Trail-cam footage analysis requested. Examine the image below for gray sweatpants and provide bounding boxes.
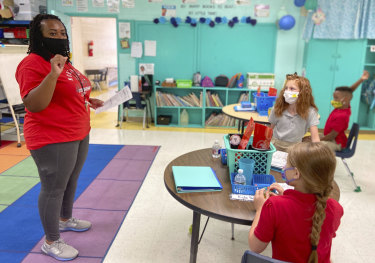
[30,135,89,241]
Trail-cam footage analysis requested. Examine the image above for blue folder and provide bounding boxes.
[172,166,223,193]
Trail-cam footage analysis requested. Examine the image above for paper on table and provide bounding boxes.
[131,42,142,58]
[271,151,288,170]
[95,85,133,113]
[144,40,156,56]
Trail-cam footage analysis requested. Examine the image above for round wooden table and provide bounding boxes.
[222,103,270,133]
[164,148,340,263]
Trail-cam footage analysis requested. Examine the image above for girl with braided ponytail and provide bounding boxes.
[248,142,343,263]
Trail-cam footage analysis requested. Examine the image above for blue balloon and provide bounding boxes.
[159,16,167,24]
[240,16,247,23]
[294,0,306,7]
[176,17,182,24]
[215,17,222,23]
[222,17,228,24]
[278,15,295,30]
[205,18,211,24]
[191,18,197,24]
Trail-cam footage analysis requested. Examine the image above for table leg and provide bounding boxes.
[241,120,245,134]
[190,211,201,263]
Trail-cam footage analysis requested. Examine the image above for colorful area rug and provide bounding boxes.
[0,142,159,262]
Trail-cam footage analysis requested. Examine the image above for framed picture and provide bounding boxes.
[120,38,130,49]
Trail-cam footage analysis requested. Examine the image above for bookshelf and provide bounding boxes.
[154,86,269,128]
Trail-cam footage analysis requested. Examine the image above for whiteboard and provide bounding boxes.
[0,53,27,105]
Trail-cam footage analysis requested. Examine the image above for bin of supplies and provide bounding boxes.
[253,92,276,116]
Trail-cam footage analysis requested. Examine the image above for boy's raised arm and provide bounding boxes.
[350,70,370,92]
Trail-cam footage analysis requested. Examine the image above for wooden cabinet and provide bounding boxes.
[304,39,367,129]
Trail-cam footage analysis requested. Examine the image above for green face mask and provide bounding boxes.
[331,100,343,108]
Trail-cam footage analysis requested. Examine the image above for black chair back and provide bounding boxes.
[345,123,360,152]
[241,250,290,263]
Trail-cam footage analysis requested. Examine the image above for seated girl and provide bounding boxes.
[248,142,343,263]
[269,73,320,152]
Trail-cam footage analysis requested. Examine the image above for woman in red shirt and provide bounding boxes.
[248,142,343,263]
[16,14,103,261]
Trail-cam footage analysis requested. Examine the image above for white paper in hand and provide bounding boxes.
[95,85,133,114]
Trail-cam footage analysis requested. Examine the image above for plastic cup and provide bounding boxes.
[239,157,255,185]
[252,123,273,150]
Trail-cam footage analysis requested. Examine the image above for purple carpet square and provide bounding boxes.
[22,253,102,263]
[30,209,126,258]
[97,159,151,181]
[73,179,142,210]
[114,145,159,160]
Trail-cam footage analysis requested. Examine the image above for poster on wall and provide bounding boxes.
[131,42,143,58]
[235,0,251,5]
[182,0,196,3]
[108,0,120,12]
[77,0,88,12]
[119,22,131,39]
[149,0,162,2]
[254,4,270,17]
[92,0,105,7]
[122,0,135,8]
[62,0,73,6]
[139,63,154,76]
[145,40,156,57]
[161,5,176,17]
[211,0,226,4]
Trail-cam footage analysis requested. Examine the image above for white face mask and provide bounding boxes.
[283,91,299,104]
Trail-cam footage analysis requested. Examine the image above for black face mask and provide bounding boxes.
[42,37,69,57]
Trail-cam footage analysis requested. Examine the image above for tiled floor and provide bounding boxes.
[90,127,375,263]
[3,87,375,262]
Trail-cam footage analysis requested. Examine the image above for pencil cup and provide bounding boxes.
[238,157,255,185]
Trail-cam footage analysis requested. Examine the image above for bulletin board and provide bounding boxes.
[135,21,277,82]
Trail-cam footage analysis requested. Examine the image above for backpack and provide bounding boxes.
[214,75,229,87]
[228,73,239,88]
[228,73,244,88]
[361,78,375,110]
[201,76,214,87]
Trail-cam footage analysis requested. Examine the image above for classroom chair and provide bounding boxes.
[335,122,361,192]
[241,250,289,263]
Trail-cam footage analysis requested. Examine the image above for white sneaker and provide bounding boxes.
[41,238,78,261]
[59,217,92,232]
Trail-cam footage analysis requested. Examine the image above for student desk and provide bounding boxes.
[164,148,340,263]
[222,103,270,133]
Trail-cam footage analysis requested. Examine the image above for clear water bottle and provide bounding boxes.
[234,169,246,185]
[212,140,221,158]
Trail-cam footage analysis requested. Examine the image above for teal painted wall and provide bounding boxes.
[47,0,307,91]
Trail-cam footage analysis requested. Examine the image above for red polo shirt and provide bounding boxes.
[324,107,351,148]
[16,53,91,150]
[254,190,343,263]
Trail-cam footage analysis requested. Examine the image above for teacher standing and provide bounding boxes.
[15,14,103,261]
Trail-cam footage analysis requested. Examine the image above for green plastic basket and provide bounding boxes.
[176,79,192,88]
[223,135,276,175]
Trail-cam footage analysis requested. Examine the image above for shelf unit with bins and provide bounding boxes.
[358,39,375,130]
[0,20,30,46]
[154,86,271,128]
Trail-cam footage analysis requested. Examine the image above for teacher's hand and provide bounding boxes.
[89,98,104,109]
[50,54,67,77]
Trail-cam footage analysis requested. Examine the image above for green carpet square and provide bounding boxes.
[0,176,40,205]
[1,157,38,177]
